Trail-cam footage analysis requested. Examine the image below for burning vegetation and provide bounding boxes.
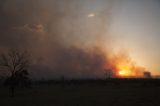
[107,51,145,78]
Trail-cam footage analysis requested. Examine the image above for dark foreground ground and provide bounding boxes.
[0,79,160,106]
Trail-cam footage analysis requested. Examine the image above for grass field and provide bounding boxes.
[0,81,160,106]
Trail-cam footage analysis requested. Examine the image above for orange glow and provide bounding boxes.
[116,62,144,77]
[117,64,132,77]
[119,70,130,76]
[106,51,146,78]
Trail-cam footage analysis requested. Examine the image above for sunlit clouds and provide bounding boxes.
[88,13,95,18]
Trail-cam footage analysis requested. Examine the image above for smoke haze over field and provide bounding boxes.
[0,0,114,78]
[0,0,159,78]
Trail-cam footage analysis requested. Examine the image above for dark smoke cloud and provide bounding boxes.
[0,0,123,79]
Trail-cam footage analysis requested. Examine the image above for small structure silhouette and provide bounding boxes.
[144,71,151,78]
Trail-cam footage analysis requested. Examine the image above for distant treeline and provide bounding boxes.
[1,77,160,87]
[32,78,160,87]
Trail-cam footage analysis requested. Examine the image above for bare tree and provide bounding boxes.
[0,49,31,97]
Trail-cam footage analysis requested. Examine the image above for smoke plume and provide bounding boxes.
[0,0,146,79]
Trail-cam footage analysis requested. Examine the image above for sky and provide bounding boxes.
[0,0,159,78]
[110,0,160,75]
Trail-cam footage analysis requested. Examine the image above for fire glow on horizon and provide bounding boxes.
[105,51,145,78]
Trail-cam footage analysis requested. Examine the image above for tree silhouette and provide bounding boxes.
[0,49,31,97]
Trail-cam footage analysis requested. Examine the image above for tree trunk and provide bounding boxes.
[10,72,15,97]
[10,86,15,97]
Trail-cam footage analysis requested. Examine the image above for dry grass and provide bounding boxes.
[0,84,160,106]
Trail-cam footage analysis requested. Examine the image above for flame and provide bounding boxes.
[115,60,145,78]
[117,64,132,77]
[119,70,130,76]
[107,51,145,78]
